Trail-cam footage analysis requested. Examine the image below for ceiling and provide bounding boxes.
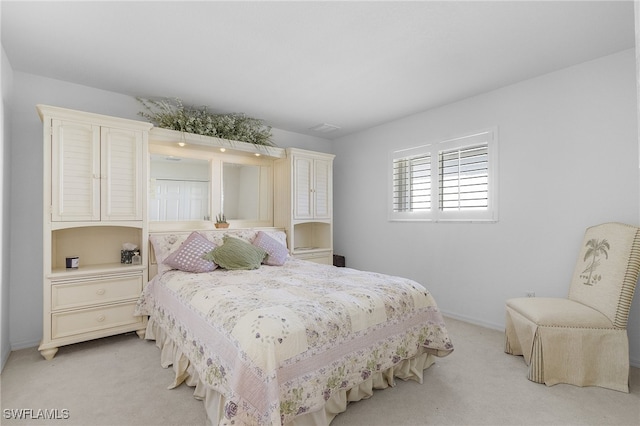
[1,1,636,140]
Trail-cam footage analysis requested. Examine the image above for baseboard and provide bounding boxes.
[10,338,40,351]
[441,309,504,332]
[0,346,10,372]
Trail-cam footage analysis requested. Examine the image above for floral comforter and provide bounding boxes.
[135,258,453,425]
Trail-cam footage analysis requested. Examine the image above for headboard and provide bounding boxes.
[147,227,287,280]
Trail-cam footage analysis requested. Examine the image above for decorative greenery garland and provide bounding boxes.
[137,97,274,146]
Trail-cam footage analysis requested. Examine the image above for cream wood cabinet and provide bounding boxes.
[48,268,145,350]
[292,154,332,220]
[50,120,144,221]
[37,105,152,360]
[275,148,335,265]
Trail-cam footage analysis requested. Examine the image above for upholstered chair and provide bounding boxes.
[505,222,640,392]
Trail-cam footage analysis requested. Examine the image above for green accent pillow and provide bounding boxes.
[203,236,266,270]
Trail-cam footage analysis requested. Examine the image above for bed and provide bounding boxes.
[135,228,453,425]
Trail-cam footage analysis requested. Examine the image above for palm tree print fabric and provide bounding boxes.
[580,238,610,285]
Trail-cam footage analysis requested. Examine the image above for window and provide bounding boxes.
[439,144,488,211]
[390,145,432,220]
[389,128,498,222]
[392,149,431,214]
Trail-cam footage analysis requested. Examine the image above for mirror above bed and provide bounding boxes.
[221,161,273,225]
[148,138,275,231]
[149,155,211,222]
[223,163,260,221]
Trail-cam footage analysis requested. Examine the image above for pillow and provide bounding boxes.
[260,230,288,248]
[252,231,289,266]
[163,231,218,273]
[225,229,257,243]
[199,231,226,247]
[203,236,266,270]
[150,233,190,276]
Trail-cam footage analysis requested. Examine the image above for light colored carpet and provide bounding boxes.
[1,317,638,425]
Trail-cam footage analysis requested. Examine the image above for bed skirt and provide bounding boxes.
[145,317,438,425]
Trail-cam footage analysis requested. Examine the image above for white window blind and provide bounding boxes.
[392,153,431,213]
[389,128,498,222]
[389,145,433,221]
[439,144,489,211]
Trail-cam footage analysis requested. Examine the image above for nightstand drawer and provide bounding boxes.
[51,301,143,340]
[52,274,143,311]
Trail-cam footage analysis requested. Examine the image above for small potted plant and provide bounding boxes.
[215,213,229,229]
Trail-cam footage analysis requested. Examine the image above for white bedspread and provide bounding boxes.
[136,258,453,425]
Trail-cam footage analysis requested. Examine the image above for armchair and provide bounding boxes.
[505,222,640,392]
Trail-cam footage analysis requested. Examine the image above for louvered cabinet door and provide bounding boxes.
[293,156,314,220]
[312,158,331,219]
[51,120,101,221]
[100,127,143,221]
[292,155,332,220]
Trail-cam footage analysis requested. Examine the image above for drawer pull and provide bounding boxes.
[96,288,106,296]
[96,314,105,322]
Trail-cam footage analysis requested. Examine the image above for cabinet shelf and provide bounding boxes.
[294,247,329,253]
[150,127,286,159]
[293,222,331,252]
[51,226,143,271]
[49,263,145,279]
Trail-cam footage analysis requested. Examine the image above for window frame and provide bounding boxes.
[388,127,498,223]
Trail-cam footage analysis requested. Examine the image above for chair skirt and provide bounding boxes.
[505,302,630,392]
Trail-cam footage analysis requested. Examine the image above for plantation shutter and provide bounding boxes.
[389,127,497,222]
[392,152,431,213]
[439,143,489,211]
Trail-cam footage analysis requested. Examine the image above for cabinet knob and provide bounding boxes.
[96,314,105,322]
[96,288,106,296]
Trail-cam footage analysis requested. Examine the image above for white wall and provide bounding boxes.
[332,49,640,366]
[1,46,14,369]
[6,72,332,351]
[271,127,333,154]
